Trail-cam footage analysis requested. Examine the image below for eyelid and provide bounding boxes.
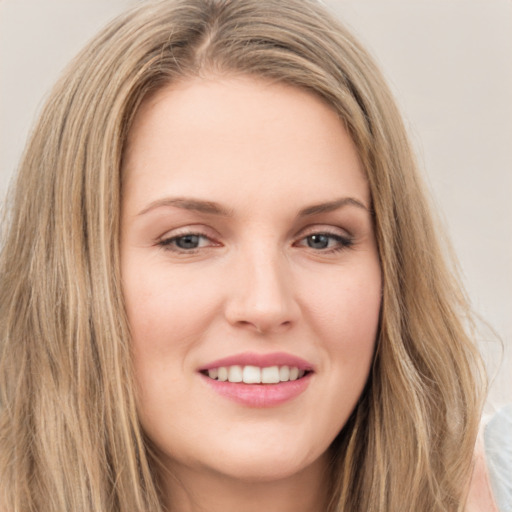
[296,224,352,239]
[156,224,217,242]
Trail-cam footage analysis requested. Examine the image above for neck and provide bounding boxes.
[158,454,331,512]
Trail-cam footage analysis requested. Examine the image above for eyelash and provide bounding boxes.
[157,232,215,252]
[295,232,354,253]
[157,229,354,255]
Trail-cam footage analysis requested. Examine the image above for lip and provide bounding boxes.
[198,352,314,408]
[200,372,313,408]
[198,351,314,372]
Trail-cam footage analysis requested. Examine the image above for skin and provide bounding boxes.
[120,76,382,512]
[466,433,499,512]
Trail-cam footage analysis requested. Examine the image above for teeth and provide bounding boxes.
[206,365,307,384]
[228,365,243,383]
[261,366,280,383]
[243,365,261,384]
[279,365,290,381]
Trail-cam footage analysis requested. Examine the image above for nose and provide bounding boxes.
[224,245,300,334]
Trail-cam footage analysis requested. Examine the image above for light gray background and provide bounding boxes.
[1,0,511,409]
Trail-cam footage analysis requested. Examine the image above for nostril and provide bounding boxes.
[234,318,293,335]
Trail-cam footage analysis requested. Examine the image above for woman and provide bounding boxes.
[0,0,490,510]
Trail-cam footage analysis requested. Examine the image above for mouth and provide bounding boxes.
[200,365,312,384]
[198,352,314,407]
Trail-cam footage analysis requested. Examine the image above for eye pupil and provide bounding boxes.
[307,234,329,249]
[176,234,200,249]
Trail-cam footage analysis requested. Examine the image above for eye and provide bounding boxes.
[296,232,353,252]
[158,233,215,252]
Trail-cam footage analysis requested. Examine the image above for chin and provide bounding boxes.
[223,459,304,482]
[201,439,327,483]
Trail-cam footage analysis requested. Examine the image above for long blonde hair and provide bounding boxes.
[0,1,485,510]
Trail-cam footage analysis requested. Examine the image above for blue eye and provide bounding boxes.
[158,233,211,251]
[306,234,331,249]
[174,234,202,249]
[299,233,353,252]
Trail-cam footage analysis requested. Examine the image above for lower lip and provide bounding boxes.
[200,373,312,407]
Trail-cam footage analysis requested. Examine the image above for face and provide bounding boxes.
[121,76,381,485]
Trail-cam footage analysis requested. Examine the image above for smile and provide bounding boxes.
[198,352,314,407]
[201,365,309,384]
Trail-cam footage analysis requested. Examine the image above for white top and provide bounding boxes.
[467,405,512,512]
[485,405,512,512]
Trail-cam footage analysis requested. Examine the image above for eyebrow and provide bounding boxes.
[297,197,370,217]
[137,197,232,217]
[137,196,369,217]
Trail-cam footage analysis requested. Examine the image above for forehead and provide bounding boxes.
[122,76,369,213]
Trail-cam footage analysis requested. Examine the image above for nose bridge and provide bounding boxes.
[225,239,298,333]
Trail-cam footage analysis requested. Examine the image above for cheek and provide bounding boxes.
[122,263,214,422]
[122,258,221,353]
[301,261,381,404]
[305,260,381,346]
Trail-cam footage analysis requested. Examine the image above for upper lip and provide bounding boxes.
[199,352,314,372]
